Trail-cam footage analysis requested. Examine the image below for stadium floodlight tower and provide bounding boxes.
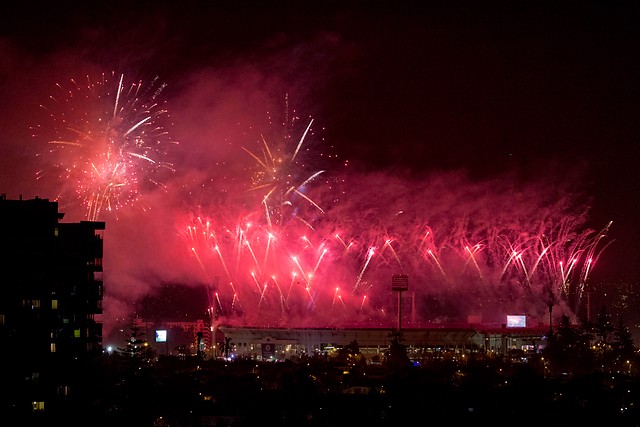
[391,274,409,333]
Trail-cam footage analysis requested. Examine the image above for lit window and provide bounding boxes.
[32,401,45,411]
[50,343,56,353]
[52,300,58,309]
[74,329,81,338]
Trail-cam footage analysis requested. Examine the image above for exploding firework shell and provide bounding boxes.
[34,72,177,221]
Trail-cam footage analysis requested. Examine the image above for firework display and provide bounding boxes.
[32,72,177,221]
[181,208,611,328]
[30,72,613,329]
[179,120,612,328]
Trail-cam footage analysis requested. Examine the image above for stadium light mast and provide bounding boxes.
[392,274,409,333]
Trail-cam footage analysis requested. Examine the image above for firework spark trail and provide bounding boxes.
[580,222,613,283]
[285,272,298,302]
[334,234,349,251]
[258,283,268,309]
[417,227,434,253]
[573,221,614,312]
[244,240,261,277]
[338,295,347,309]
[354,247,376,291]
[290,186,325,215]
[263,232,274,270]
[499,236,529,281]
[231,293,238,312]
[305,285,317,309]
[241,234,258,276]
[382,239,403,269]
[360,295,368,311]
[426,249,447,279]
[211,243,240,306]
[270,276,287,314]
[332,287,340,309]
[113,74,124,118]
[185,221,221,289]
[212,244,232,283]
[190,247,208,279]
[464,244,484,280]
[215,292,223,313]
[34,71,176,221]
[251,272,263,293]
[528,238,554,279]
[291,118,313,161]
[313,247,328,274]
[291,256,307,282]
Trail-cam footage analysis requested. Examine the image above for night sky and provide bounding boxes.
[1,1,639,335]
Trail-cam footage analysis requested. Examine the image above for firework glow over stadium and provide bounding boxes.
[176,115,613,329]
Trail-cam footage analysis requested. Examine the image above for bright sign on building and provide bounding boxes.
[506,315,526,327]
[155,330,167,342]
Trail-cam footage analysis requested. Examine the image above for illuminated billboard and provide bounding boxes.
[155,330,167,342]
[506,315,526,327]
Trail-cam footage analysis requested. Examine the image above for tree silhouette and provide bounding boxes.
[612,317,636,374]
[595,305,614,345]
[334,340,366,367]
[117,318,154,375]
[543,314,595,375]
[385,330,411,375]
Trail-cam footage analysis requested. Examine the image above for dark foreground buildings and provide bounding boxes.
[0,195,105,422]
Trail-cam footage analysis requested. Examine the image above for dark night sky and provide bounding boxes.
[1,1,639,331]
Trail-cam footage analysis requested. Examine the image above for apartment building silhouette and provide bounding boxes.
[0,195,105,418]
